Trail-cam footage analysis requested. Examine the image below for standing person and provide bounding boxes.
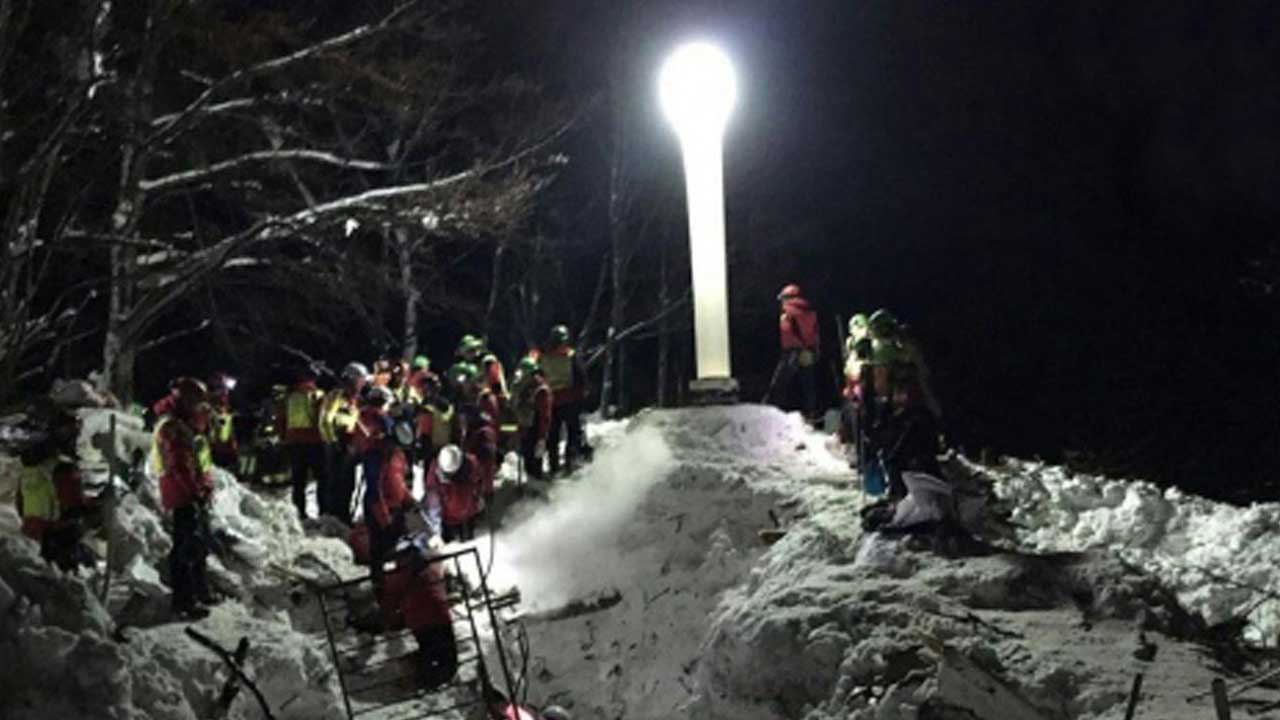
[17,411,94,571]
[206,373,239,472]
[537,324,589,475]
[839,314,871,464]
[424,444,481,542]
[459,335,509,402]
[278,368,326,522]
[510,357,552,481]
[320,362,367,523]
[463,396,500,506]
[364,408,418,585]
[770,283,821,421]
[408,355,437,398]
[152,378,216,619]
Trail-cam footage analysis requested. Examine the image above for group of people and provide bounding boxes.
[768,284,944,499]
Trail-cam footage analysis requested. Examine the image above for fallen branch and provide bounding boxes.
[185,627,277,720]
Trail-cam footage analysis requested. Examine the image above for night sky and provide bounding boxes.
[516,1,1280,497]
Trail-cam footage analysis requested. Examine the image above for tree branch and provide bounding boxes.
[139,149,400,192]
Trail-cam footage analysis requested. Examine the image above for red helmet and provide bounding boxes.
[777,283,802,301]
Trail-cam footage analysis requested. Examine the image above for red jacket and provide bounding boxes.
[156,416,214,511]
[379,560,451,631]
[352,406,387,457]
[465,418,499,497]
[780,297,820,351]
[515,380,553,441]
[369,446,414,529]
[426,453,480,526]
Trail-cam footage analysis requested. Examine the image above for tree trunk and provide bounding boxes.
[395,228,418,360]
[102,325,136,404]
[484,236,508,341]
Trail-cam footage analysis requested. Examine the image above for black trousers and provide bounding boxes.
[323,443,357,523]
[547,402,583,472]
[519,429,544,481]
[773,350,818,418]
[442,519,475,543]
[169,505,211,608]
[288,443,326,520]
[415,624,459,688]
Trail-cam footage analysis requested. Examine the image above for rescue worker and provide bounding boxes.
[416,373,457,476]
[153,377,216,619]
[425,444,481,542]
[17,411,94,571]
[408,355,437,398]
[464,393,500,506]
[881,378,943,500]
[389,360,421,405]
[839,314,871,463]
[536,324,589,475]
[278,368,326,521]
[771,283,821,421]
[458,334,508,401]
[371,359,393,388]
[510,356,552,481]
[320,362,367,522]
[364,405,418,585]
[206,373,239,471]
[381,540,457,689]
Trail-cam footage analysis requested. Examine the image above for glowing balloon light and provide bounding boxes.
[659,42,737,388]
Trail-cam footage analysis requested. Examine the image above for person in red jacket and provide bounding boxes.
[364,407,419,585]
[278,368,325,521]
[379,544,457,688]
[770,283,821,421]
[463,401,500,503]
[510,356,553,481]
[424,444,480,542]
[153,377,216,619]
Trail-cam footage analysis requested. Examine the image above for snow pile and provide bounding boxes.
[987,458,1280,643]
[500,406,1257,720]
[0,408,362,720]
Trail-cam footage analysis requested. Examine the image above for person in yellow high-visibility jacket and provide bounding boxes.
[277,368,325,521]
[320,362,367,523]
[16,411,92,571]
[530,325,590,475]
[206,373,239,471]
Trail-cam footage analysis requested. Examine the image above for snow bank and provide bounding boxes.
[0,409,359,720]
[987,458,1280,643]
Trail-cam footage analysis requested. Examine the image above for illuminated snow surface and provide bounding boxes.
[3,405,1280,719]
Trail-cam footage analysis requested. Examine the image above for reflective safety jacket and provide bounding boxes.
[320,388,360,445]
[18,454,82,541]
[279,381,323,444]
[152,415,214,511]
[512,377,552,440]
[537,345,587,406]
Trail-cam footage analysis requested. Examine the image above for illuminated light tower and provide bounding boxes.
[659,41,738,402]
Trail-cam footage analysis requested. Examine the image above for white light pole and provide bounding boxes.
[659,41,738,398]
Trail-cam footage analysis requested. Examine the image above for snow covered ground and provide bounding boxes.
[5,404,1280,719]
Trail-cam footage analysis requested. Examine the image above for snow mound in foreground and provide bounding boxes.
[506,406,1256,720]
[987,458,1280,642]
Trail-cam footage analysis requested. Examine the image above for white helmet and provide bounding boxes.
[437,444,463,478]
[342,362,370,382]
[542,706,572,720]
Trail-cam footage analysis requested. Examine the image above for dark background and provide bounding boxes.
[135,1,1278,499]
[518,1,1280,499]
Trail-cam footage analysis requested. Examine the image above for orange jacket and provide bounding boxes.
[780,297,820,351]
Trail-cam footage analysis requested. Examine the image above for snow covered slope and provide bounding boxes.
[491,405,1279,719]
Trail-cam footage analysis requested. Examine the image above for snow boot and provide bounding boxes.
[172,601,211,621]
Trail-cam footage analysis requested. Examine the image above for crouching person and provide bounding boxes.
[384,539,458,688]
[18,411,96,571]
[425,444,480,543]
[153,378,217,620]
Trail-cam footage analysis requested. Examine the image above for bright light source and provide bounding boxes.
[659,42,737,142]
[659,42,736,383]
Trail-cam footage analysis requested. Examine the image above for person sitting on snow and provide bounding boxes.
[425,444,481,543]
[17,410,96,572]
